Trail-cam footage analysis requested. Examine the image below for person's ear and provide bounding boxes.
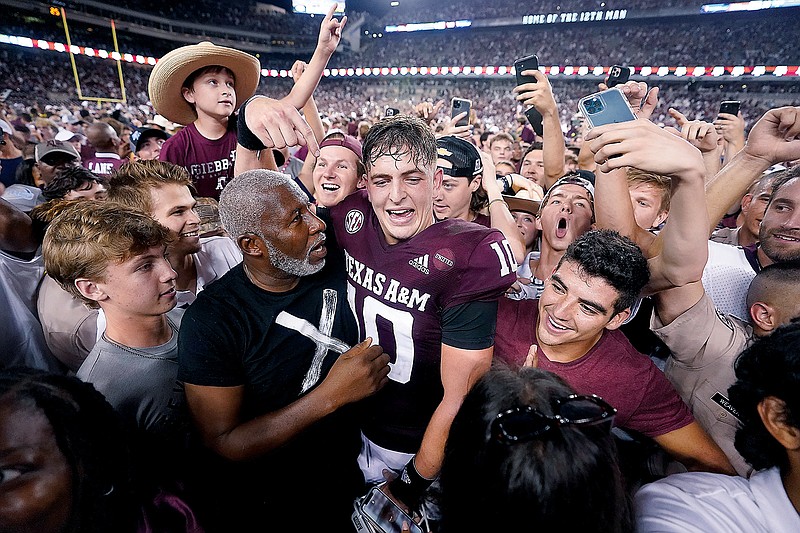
[758,397,800,452]
[238,233,264,258]
[605,308,631,331]
[652,210,669,228]
[470,176,481,193]
[740,193,754,214]
[181,86,196,105]
[74,278,107,303]
[433,167,443,189]
[750,302,778,333]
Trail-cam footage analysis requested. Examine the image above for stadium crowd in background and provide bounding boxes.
[2,0,800,532]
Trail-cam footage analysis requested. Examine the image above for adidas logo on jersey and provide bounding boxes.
[408,254,430,275]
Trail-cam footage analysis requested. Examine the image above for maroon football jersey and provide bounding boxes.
[330,190,516,452]
[160,123,237,199]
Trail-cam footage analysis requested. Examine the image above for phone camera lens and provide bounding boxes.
[586,97,604,115]
[454,101,461,108]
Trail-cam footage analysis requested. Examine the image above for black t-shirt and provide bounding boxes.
[177,262,363,530]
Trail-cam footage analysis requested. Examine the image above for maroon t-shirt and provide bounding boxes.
[83,153,125,176]
[160,123,237,199]
[494,298,694,438]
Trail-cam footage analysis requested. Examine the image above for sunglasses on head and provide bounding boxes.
[492,394,616,444]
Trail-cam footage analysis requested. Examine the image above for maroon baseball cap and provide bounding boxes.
[319,133,362,160]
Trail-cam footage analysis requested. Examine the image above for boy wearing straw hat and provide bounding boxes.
[150,4,347,200]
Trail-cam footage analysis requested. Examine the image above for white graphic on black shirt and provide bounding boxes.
[275,289,350,392]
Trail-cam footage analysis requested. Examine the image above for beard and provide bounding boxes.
[265,237,325,277]
[759,229,800,265]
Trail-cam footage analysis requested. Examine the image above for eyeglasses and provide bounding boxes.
[492,394,616,444]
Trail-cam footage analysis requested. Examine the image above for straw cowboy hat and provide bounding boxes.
[148,42,261,126]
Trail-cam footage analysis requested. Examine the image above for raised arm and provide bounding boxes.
[514,70,565,189]
[714,111,746,167]
[668,108,723,180]
[586,119,709,293]
[705,106,800,234]
[479,151,526,264]
[282,4,345,111]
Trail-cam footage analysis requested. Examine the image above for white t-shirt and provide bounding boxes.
[702,240,755,321]
[635,467,800,533]
[175,235,242,307]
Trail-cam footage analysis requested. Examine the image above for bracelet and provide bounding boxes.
[488,198,507,209]
[387,457,435,510]
[236,96,268,151]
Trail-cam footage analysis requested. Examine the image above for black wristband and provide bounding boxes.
[387,458,434,510]
[237,96,268,151]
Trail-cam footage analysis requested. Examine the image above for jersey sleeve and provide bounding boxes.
[445,229,517,309]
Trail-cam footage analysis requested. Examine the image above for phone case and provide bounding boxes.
[451,98,471,127]
[606,65,631,88]
[360,487,422,533]
[719,101,741,116]
[514,54,539,86]
[578,87,637,129]
[524,106,544,136]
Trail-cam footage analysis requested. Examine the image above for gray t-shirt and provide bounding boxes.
[77,314,188,441]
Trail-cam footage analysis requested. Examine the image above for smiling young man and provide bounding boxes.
[326,115,517,517]
[494,229,735,476]
[108,160,242,307]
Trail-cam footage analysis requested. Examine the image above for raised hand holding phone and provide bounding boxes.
[513,54,544,136]
[578,87,637,129]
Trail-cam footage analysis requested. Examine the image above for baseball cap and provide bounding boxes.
[436,135,482,178]
[542,172,597,216]
[504,194,541,215]
[130,127,171,153]
[54,129,84,142]
[319,133,363,160]
[35,140,80,164]
[147,114,172,130]
[0,119,12,136]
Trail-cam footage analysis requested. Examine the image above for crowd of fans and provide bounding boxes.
[2,3,800,533]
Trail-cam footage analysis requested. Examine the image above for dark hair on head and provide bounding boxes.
[362,114,437,175]
[746,263,800,311]
[558,229,649,315]
[14,157,38,187]
[522,141,544,159]
[42,166,104,201]
[0,367,138,532]
[766,166,800,209]
[439,366,632,533]
[182,65,236,91]
[729,321,800,472]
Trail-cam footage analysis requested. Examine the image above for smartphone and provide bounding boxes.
[718,100,741,117]
[606,65,631,88]
[450,97,472,127]
[514,54,543,136]
[514,53,539,86]
[578,87,638,129]
[358,486,422,533]
[385,107,400,118]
